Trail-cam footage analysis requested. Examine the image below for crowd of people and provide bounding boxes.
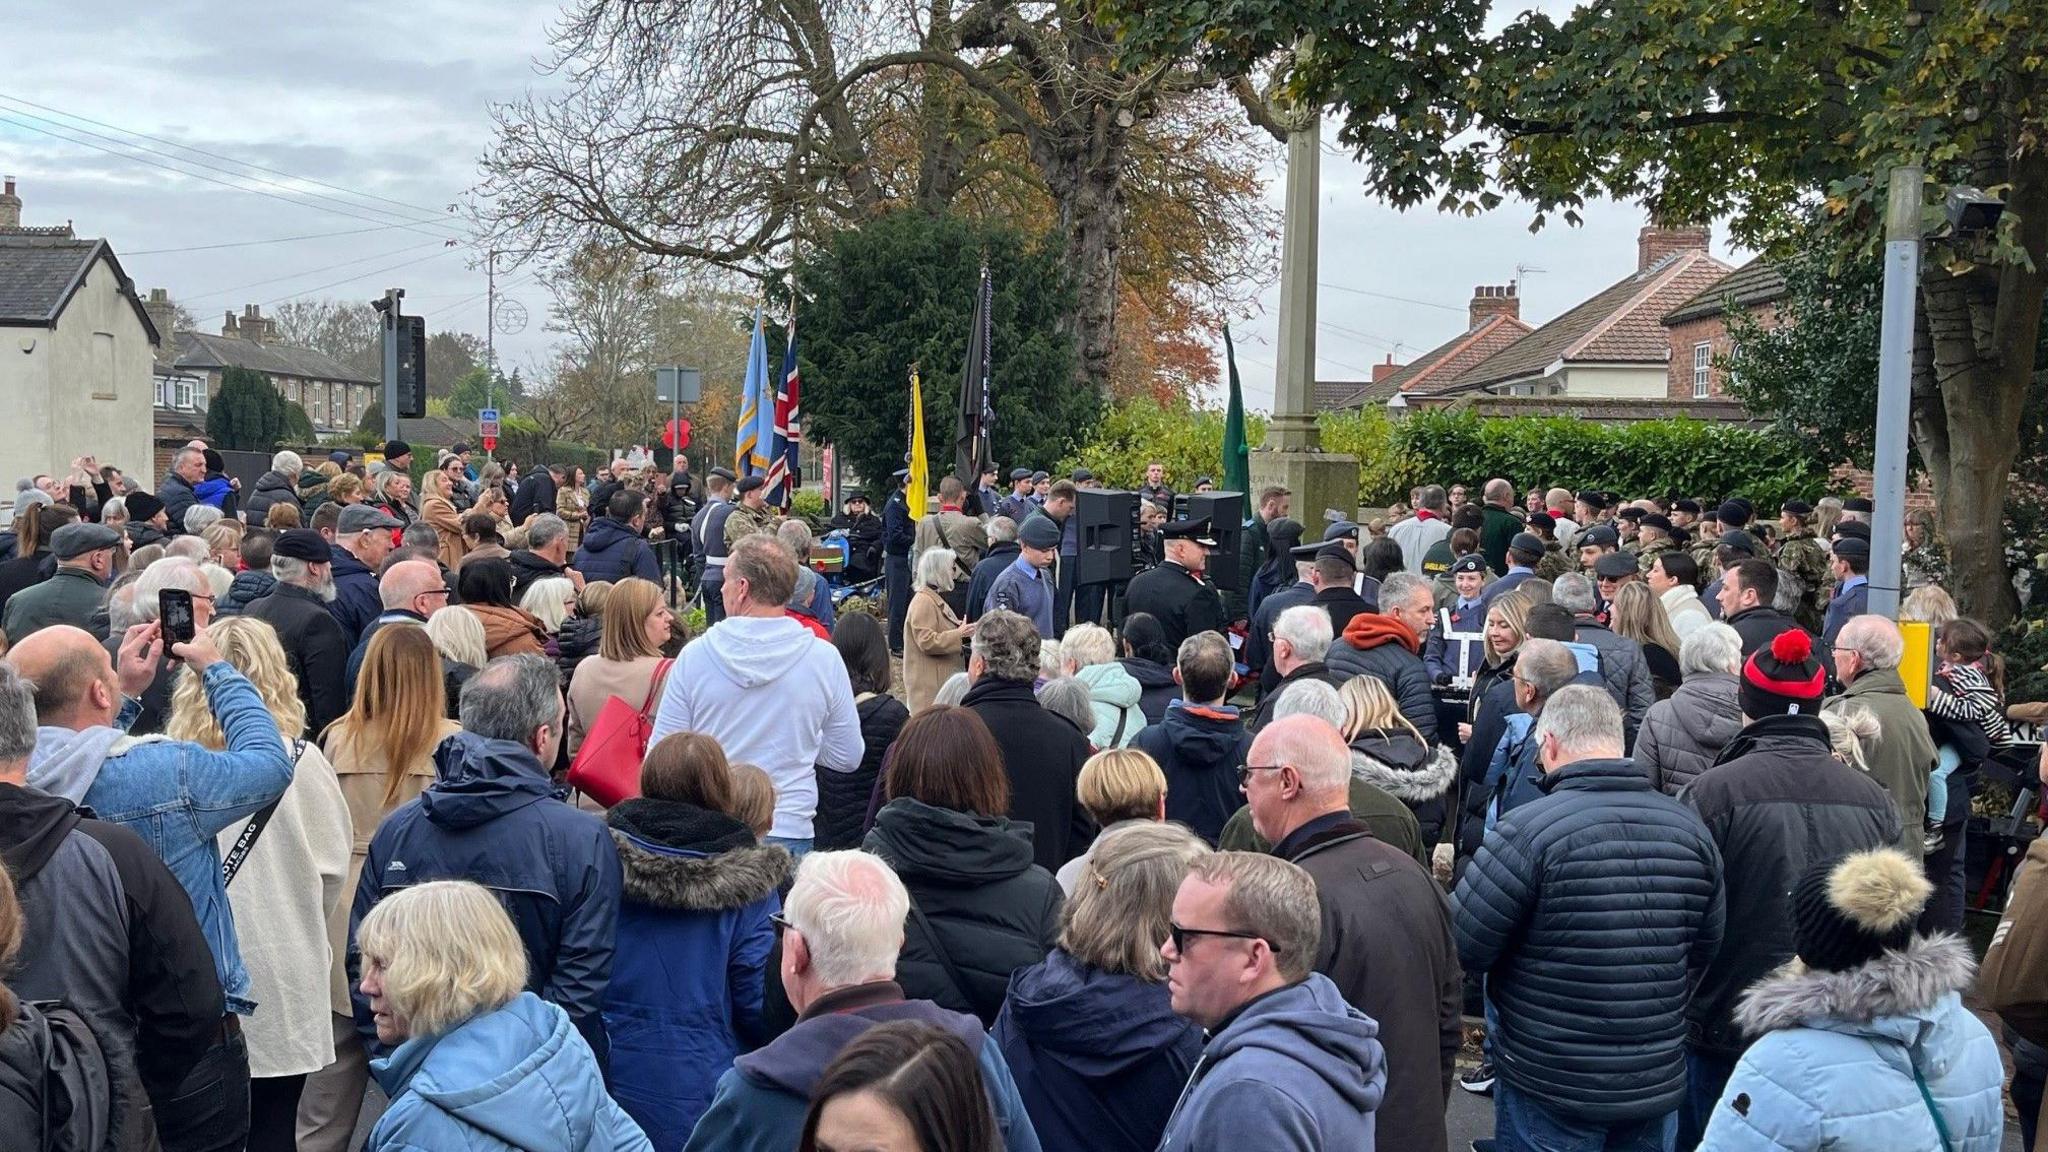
[0,443,2042,1152]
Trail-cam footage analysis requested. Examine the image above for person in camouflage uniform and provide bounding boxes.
[1634,513,1680,576]
[1688,509,1722,579]
[1774,498,1831,634]
[1528,513,1575,580]
[722,473,778,547]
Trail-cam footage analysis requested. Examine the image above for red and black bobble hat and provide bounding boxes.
[1740,629,1827,718]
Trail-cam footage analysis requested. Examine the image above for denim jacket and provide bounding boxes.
[28,662,293,1014]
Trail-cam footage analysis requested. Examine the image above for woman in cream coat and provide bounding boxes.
[904,547,973,713]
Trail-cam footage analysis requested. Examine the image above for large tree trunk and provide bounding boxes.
[1917,146,2048,629]
[1049,115,1129,395]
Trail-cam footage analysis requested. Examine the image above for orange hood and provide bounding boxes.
[1342,612,1419,655]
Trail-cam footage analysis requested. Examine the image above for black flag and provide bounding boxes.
[955,264,993,489]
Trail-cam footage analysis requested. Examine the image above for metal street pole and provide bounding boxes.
[1868,166,1921,620]
[381,287,402,445]
[486,250,496,411]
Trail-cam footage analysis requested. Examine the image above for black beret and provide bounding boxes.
[1575,490,1608,509]
[1674,499,1702,514]
[1844,497,1873,513]
[1617,506,1646,522]
[1718,529,1760,557]
[1527,513,1556,532]
[1640,513,1673,533]
[736,474,767,493]
[1782,499,1814,516]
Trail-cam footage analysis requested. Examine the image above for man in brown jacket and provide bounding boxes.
[1827,615,1939,860]
[1243,713,1460,1152]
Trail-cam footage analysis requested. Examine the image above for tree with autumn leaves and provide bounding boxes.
[1110,0,2047,625]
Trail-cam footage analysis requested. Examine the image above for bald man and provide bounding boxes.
[11,622,292,1151]
[1242,714,1462,1152]
[344,559,452,698]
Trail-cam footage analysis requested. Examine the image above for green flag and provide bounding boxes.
[1221,325,1251,495]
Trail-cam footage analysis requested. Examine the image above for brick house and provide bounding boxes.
[1325,284,1534,411]
[1415,227,1734,401]
[146,295,379,437]
[1658,258,1787,400]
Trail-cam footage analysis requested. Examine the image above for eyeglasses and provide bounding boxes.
[419,587,451,600]
[769,912,793,935]
[1237,763,1287,787]
[1168,922,1263,954]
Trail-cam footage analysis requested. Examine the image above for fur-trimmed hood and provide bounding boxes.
[1734,933,1977,1040]
[1348,729,1457,803]
[606,797,791,912]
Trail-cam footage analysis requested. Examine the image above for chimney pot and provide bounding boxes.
[1372,354,1400,384]
[1468,282,1520,327]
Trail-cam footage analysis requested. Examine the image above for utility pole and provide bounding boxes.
[378,287,404,445]
[1868,167,1921,619]
[485,250,496,410]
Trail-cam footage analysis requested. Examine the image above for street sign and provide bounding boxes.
[663,418,691,450]
[654,367,702,404]
[478,408,501,439]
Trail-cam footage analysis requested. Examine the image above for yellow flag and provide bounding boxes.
[906,366,929,522]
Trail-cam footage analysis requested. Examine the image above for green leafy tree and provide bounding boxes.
[1114,0,2048,624]
[799,211,1089,489]
[1060,401,1266,493]
[206,367,289,451]
[281,401,316,446]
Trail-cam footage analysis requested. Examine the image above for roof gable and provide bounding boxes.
[1444,251,1731,392]
[1662,257,1788,325]
[171,330,380,385]
[0,233,160,343]
[1385,314,1536,399]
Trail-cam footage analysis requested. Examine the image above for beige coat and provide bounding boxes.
[420,493,468,571]
[566,654,672,757]
[904,589,968,713]
[1827,666,1939,859]
[320,718,461,1014]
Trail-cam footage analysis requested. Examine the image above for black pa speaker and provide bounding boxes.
[1179,491,1245,591]
[1075,489,1139,586]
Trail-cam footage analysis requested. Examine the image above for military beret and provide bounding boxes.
[1844,497,1873,513]
[1018,517,1062,549]
[1718,529,1760,557]
[1450,554,1488,576]
[1510,531,1547,556]
[1832,536,1871,560]
[1580,524,1620,548]
[736,474,767,494]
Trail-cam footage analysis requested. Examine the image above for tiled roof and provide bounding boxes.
[171,330,379,385]
[1315,378,1368,409]
[1384,315,1535,398]
[0,231,159,342]
[1443,251,1732,393]
[1662,258,1788,324]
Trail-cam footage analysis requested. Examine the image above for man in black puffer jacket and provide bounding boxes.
[1325,572,1439,741]
[1674,628,1900,1145]
[1453,684,1724,1147]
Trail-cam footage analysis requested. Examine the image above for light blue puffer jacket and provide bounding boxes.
[1699,935,2004,1151]
[368,993,652,1152]
[1073,661,1143,748]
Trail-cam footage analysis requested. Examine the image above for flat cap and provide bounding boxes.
[274,529,331,562]
[338,504,403,533]
[1018,516,1062,549]
[1594,551,1639,579]
[50,521,121,560]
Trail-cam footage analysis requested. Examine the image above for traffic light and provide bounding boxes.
[395,314,427,419]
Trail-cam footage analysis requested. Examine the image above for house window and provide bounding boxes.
[154,378,168,407]
[174,378,196,410]
[1692,341,1712,398]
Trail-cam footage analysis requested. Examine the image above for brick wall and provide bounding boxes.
[1666,303,1778,400]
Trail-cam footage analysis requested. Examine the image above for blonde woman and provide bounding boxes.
[519,575,579,639]
[1339,675,1457,850]
[167,616,352,1151]
[356,881,653,1152]
[1061,623,1143,748]
[1902,583,1957,628]
[301,623,461,1149]
[904,546,972,714]
[566,577,675,759]
[993,823,1208,1152]
[1610,580,1685,699]
[1464,589,1532,740]
[425,605,486,716]
[1054,747,1168,895]
[417,470,467,572]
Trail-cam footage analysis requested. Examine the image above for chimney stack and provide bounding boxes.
[0,177,20,230]
[1469,283,1520,328]
[226,304,276,342]
[1637,223,1711,272]
[1372,354,1400,384]
[144,287,180,343]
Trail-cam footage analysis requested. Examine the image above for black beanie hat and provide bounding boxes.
[1740,629,1827,718]
[1793,849,1931,972]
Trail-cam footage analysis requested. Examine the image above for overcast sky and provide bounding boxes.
[4,0,1745,412]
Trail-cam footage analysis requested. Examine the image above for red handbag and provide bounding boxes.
[566,658,673,808]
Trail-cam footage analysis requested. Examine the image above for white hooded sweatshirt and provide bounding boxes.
[649,613,864,840]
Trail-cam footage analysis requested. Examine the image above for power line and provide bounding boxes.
[181,239,455,303]
[0,113,463,239]
[259,248,461,306]
[1318,281,1466,313]
[0,91,459,224]
[125,223,419,255]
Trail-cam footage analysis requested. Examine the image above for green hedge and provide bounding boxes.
[1392,410,1832,508]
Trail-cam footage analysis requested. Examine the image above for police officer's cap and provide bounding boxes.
[1159,517,1218,547]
